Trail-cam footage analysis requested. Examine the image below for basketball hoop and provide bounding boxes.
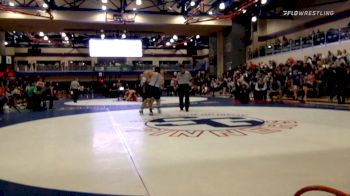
[122,13,136,23]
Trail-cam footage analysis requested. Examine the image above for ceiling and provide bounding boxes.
[1,0,349,48]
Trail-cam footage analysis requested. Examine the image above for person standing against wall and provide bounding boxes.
[176,64,192,112]
[70,78,80,103]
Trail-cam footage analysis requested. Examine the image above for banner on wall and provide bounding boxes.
[6,56,11,64]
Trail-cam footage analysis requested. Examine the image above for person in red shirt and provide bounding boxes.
[0,82,7,113]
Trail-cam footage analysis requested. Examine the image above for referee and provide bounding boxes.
[176,64,192,112]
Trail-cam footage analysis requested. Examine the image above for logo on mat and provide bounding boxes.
[142,113,297,137]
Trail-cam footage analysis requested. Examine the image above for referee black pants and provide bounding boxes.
[178,84,190,110]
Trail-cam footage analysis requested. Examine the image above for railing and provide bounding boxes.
[248,26,350,60]
[15,64,194,72]
[295,185,349,196]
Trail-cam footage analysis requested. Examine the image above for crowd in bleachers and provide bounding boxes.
[0,76,73,113]
[249,22,350,58]
[1,46,350,115]
[16,62,94,72]
[190,49,350,104]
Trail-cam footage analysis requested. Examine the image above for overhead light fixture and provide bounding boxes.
[101,33,105,39]
[173,35,178,40]
[133,7,137,11]
[152,38,156,42]
[122,33,126,39]
[190,1,195,6]
[190,39,193,42]
[101,0,108,3]
[196,35,200,39]
[43,3,48,8]
[64,36,69,41]
[219,2,225,10]
[261,0,267,5]
[251,16,257,22]
[43,35,48,41]
[165,42,171,46]
[61,32,66,37]
[39,32,44,37]
[267,45,272,49]
[184,42,187,46]
[136,0,142,5]
[242,9,247,14]
[102,5,107,10]
[9,2,15,6]
[208,11,213,15]
[4,41,8,46]
[170,38,174,43]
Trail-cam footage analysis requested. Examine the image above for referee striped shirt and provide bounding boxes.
[176,71,192,85]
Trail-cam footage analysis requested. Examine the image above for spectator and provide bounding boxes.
[254,77,267,102]
[269,77,282,103]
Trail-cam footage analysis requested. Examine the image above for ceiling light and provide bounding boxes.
[208,11,213,15]
[136,0,142,5]
[261,0,267,5]
[251,16,257,22]
[267,45,272,49]
[39,32,44,37]
[61,32,66,37]
[101,33,105,39]
[43,35,48,41]
[133,8,137,11]
[166,42,171,46]
[122,33,126,39]
[4,41,8,46]
[173,35,178,40]
[190,1,195,6]
[152,38,156,41]
[9,2,15,6]
[196,35,200,39]
[242,9,246,14]
[102,5,107,10]
[219,2,225,10]
[101,0,108,3]
[43,3,48,8]
[184,42,187,46]
[190,39,193,42]
[64,36,69,41]
[170,38,174,43]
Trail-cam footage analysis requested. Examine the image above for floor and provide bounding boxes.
[0,96,349,196]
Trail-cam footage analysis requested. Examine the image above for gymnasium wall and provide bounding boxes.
[249,1,350,49]
[6,47,209,66]
[249,40,350,65]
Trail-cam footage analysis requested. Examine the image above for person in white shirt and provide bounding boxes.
[176,64,192,112]
[70,78,80,103]
[141,67,164,115]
